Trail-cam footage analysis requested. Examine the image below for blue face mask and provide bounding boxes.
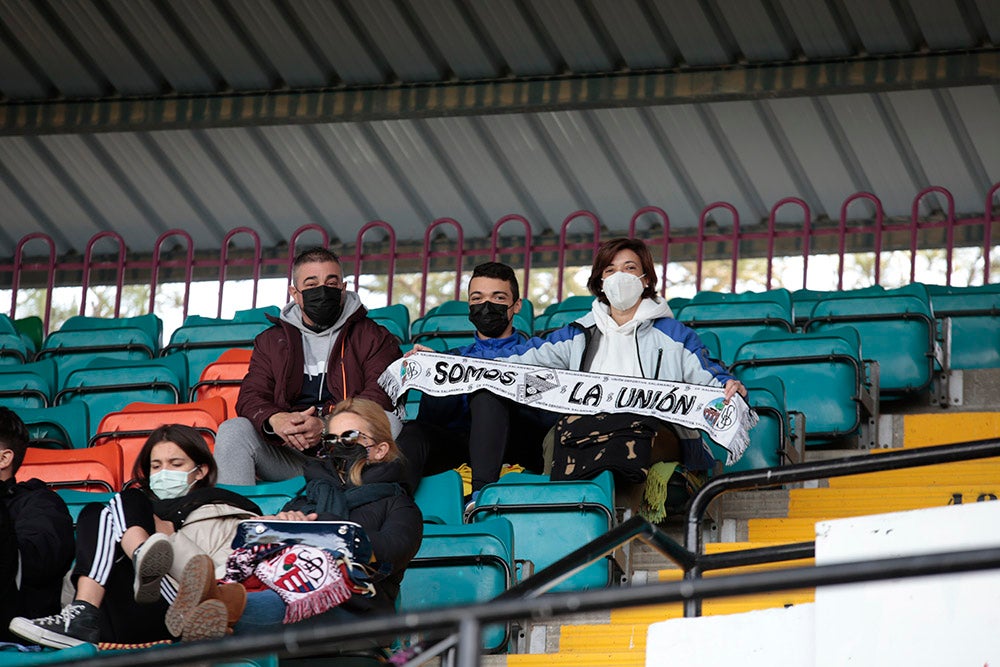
[149,467,197,500]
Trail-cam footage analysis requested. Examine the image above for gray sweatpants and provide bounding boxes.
[213,417,309,486]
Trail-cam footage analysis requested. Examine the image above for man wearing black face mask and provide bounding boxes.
[396,262,555,498]
[214,247,403,488]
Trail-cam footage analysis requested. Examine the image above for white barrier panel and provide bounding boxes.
[815,500,1000,666]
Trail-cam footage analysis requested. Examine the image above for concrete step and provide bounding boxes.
[787,485,1000,517]
[827,458,1000,488]
[898,411,1000,448]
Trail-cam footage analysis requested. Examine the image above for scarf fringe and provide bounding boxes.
[724,408,759,466]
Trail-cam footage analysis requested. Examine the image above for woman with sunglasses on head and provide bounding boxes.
[8,424,260,648]
[167,397,422,645]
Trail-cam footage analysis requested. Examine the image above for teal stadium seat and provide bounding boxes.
[161,317,270,387]
[679,289,795,365]
[926,283,1000,370]
[709,375,798,471]
[0,643,98,665]
[0,314,33,365]
[0,358,58,409]
[468,470,615,593]
[367,303,410,343]
[37,314,162,380]
[15,403,90,449]
[534,295,594,336]
[398,517,516,652]
[731,327,876,447]
[413,469,464,525]
[217,476,306,515]
[804,283,937,399]
[54,354,188,441]
[791,286,886,327]
[55,488,116,523]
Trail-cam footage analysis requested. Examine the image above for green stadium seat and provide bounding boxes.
[412,300,533,342]
[0,314,32,365]
[413,469,464,525]
[468,470,615,593]
[926,283,1000,370]
[709,375,799,471]
[791,286,885,327]
[15,403,90,450]
[804,283,937,398]
[679,289,795,365]
[14,315,45,351]
[55,355,188,441]
[534,296,594,336]
[367,304,410,343]
[398,517,516,653]
[55,488,116,524]
[37,314,162,380]
[0,642,98,665]
[217,476,306,515]
[0,358,57,409]
[731,327,877,447]
[161,320,269,387]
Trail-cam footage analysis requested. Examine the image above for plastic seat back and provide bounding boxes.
[805,283,935,397]
[367,304,410,343]
[16,403,91,450]
[732,327,867,444]
[468,470,615,592]
[162,321,268,385]
[38,327,158,380]
[91,397,226,479]
[413,469,464,525]
[13,315,44,352]
[0,358,57,409]
[217,476,306,515]
[680,290,794,365]
[190,349,252,413]
[56,355,188,441]
[927,284,1000,370]
[709,375,790,471]
[0,315,31,364]
[56,488,116,524]
[398,518,515,652]
[20,441,124,492]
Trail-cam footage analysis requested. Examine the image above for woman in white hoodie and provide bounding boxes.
[465,237,746,476]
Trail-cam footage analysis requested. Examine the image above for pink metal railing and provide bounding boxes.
[4,183,999,334]
[80,231,126,317]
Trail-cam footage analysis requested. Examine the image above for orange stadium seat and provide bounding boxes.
[20,441,124,492]
[90,397,226,483]
[189,349,252,416]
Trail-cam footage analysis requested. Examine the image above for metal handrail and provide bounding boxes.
[73,542,1000,667]
[683,437,1000,615]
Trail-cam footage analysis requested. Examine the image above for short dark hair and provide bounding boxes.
[131,424,218,491]
[293,246,340,273]
[586,238,659,305]
[0,407,29,474]
[470,262,520,302]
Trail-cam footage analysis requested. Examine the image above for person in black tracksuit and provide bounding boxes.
[0,408,75,644]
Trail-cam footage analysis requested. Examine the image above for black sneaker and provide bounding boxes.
[8,601,101,648]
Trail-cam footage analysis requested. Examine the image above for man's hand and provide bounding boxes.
[404,344,433,357]
[267,407,324,451]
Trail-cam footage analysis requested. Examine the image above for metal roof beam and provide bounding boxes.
[2,50,997,136]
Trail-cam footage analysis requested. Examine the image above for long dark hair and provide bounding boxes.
[131,424,217,491]
[586,237,660,305]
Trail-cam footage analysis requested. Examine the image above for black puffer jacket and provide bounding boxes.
[284,458,422,616]
[0,477,75,641]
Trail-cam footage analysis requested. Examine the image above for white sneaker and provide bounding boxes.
[133,532,173,603]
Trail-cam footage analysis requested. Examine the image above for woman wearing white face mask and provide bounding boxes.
[9,424,260,648]
[465,238,745,491]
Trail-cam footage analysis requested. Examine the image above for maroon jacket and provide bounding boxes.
[236,308,401,440]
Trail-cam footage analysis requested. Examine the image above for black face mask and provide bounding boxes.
[316,432,370,470]
[468,301,512,338]
[300,285,343,329]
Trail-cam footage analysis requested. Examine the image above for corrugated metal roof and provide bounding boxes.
[0,0,997,261]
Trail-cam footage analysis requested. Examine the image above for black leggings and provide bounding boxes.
[73,488,171,644]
